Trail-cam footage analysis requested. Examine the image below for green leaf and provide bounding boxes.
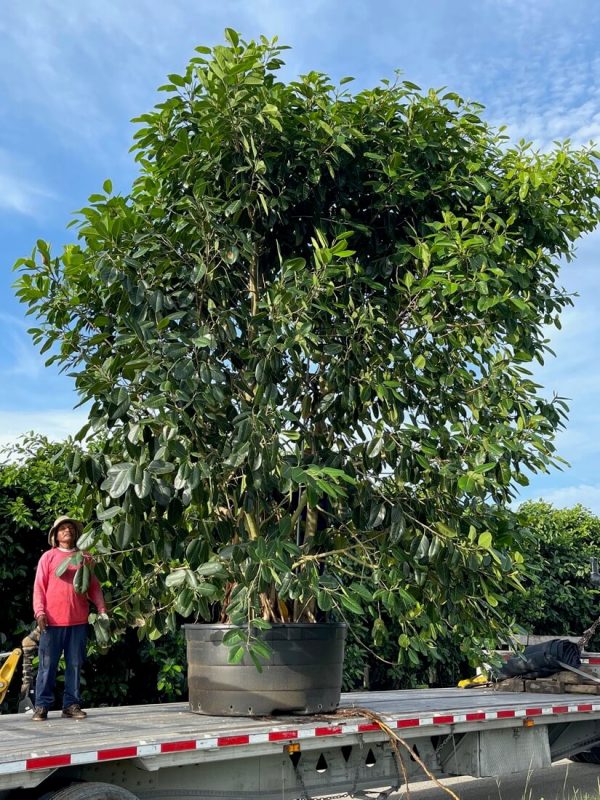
[350,583,373,603]
[96,505,122,521]
[368,502,385,528]
[55,552,82,577]
[249,640,272,660]
[519,180,529,201]
[175,588,195,616]
[196,583,218,597]
[416,534,430,561]
[196,561,224,577]
[134,471,152,499]
[367,437,384,458]
[458,475,476,493]
[340,594,363,615]
[224,28,239,47]
[104,463,134,499]
[76,529,96,550]
[390,506,406,542]
[168,73,186,87]
[248,648,264,673]
[222,628,245,645]
[165,570,187,588]
[228,645,245,664]
[317,589,333,611]
[473,462,496,474]
[478,531,493,549]
[114,520,134,549]
[73,563,90,594]
[147,460,175,475]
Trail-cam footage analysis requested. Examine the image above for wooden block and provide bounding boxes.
[492,678,526,692]
[555,670,584,684]
[564,683,600,694]
[553,667,597,684]
[524,679,564,693]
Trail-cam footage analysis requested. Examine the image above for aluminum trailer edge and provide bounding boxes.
[2,688,600,799]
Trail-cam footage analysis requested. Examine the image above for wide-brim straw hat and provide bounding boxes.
[48,515,83,546]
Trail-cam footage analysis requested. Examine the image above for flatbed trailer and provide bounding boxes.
[3,688,600,799]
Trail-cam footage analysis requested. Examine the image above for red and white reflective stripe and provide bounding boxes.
[2,702,600,775]
[315,726,343,736]
[582,657,600,665]
[26,755,71,770]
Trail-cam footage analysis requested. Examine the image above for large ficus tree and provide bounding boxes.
[15,31,599,664]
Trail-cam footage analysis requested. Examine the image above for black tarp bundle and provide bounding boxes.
[499,639,581,680]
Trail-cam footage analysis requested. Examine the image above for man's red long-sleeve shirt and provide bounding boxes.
[33,548,106,626]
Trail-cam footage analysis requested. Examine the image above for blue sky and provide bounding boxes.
[0,0,599,511]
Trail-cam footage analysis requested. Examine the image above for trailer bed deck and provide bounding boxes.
[2,687,600,777]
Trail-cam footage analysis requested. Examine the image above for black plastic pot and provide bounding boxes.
[184,622,347,716]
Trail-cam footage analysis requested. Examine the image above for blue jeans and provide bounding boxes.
[35,624,88,709]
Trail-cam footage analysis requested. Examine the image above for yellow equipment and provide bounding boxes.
[0,649,22,704]
[458,673,491,689]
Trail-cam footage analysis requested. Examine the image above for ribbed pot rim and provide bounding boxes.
[183,622,347,630]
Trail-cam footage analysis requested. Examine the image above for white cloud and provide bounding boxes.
[520,484,600,516]
[0,313,84,438]
[0,312,46,378]
[552,412,600,460]
[0,151,54,217]
[0,409,88,450]
[499,95,600,150]
[2,0,597,158]
[440,4,600,149]
[0,2,153,151]
[530,228,600,420]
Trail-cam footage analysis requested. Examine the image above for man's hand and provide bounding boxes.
[37,613,48,632]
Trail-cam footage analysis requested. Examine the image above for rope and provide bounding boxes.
[335,707,460,800]
[20,625,40,696]
[579,615,600,651]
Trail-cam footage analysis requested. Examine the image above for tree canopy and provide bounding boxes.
[14,32,600,663]
[0,436,73,650]
[511,501,600,641]
[0,435,188,711]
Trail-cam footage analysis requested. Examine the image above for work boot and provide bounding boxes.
[32,706,48,721]
[62,704,87,719]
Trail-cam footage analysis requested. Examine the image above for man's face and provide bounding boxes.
[56,522,76,548]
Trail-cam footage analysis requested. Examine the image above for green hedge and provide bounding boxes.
[509,501,600,644]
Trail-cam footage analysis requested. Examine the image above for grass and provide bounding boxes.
[425,764,600,800]
[517,765,600,800]
[533,794,600,800]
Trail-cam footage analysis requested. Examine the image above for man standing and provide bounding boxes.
[32,515,107,721]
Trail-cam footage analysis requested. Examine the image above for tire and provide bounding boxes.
[570,748,600,765]
[38,782,139,799]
